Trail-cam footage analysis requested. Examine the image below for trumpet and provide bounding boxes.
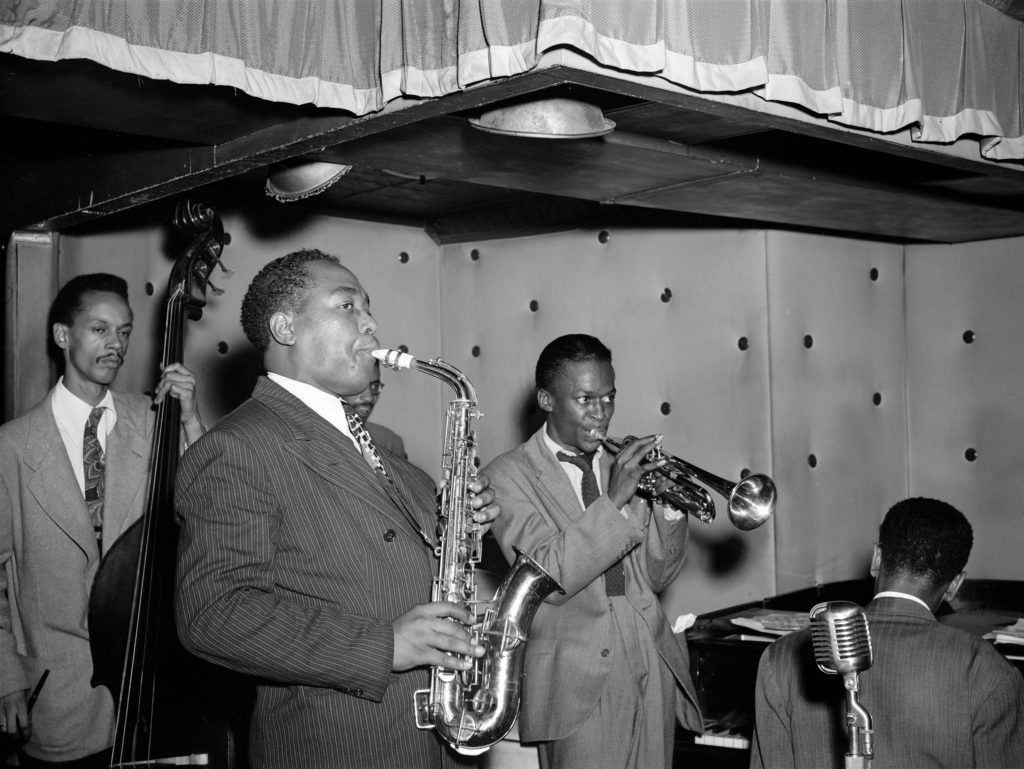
[599,434,776,531]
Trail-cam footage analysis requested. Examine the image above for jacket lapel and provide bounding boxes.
[23,396,96,558]
[102,391,152,544]
[255,379,431,541]
[523,428,587,523]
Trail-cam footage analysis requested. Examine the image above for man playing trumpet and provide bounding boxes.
[483,333,702,769]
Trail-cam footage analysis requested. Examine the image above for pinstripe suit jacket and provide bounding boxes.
[751,596,1024,769]
[174,377,459,769]
[0,388,154,761]
[483,427,703,743]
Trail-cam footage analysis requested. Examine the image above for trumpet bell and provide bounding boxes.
[728,473,776,531]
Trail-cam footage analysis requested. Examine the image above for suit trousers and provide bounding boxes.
[537,596,676,769]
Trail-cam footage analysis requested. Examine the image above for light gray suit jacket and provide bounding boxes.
[175,377,459,769]
[484,426,703,743]
[0,388,154,761]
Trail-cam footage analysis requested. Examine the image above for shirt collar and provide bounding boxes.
[267,371,356,445]
[53,377,116,433]
[873,590,931,612]
[542,424,604,464]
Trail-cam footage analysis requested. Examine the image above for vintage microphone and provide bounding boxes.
[810,601,874,769]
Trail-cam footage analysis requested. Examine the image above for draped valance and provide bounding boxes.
[2,0,1022,160]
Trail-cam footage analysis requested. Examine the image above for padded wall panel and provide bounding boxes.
[5,232,59,420]
[440,227,776,616]
[906,237,1024,579]
[767,232,907,592]
[60,207,445,474]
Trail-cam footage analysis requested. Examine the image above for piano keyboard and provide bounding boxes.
[694,731,752,750]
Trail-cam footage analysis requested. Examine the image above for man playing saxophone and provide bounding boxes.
[173,249,499,769]
[483,333,703,769]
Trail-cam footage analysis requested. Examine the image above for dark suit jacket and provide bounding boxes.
[483,427,702,743]
[367,421,406,460]
[174,378,457,769]
[751,596,1024,768]
[0,388,154,761]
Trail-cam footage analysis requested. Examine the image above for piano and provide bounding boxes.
[674,578,1024,768]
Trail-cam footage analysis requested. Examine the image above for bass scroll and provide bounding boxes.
[373,349,562,756]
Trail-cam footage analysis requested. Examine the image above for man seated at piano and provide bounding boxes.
[750,497,1024,769]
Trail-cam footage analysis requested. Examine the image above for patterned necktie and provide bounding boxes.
[557,450,626,596]
[342,401,388,478]
[83,406,105,546]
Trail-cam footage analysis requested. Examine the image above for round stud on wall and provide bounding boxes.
[873,392,882,406]
[738,337,750,351]
[529,300,539,312]
[808,454,818,468]
[965,448,977,462]
[660,402,671,415]
[870,268,879,281]
[145,282,155,296]
[470,249,480,262]
[217,341,229,355]
[399,252,410,264]
[471,345,481,358]
[660,288,672,303]
[803,335,814,349]
[598,231,610,244]
[963,330,975,344]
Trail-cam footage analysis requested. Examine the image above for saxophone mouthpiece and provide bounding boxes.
[373,348,416,370]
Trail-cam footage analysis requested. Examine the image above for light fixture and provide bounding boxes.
[265,160,353,202]
[469,97,615,139]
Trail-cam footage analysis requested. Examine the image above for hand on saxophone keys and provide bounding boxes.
[468,472,499,533]
[391,602,486,673]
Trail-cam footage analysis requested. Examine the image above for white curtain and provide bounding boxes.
[2,0,1022,159]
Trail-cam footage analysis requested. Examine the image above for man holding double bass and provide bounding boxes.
[0,273,205,767]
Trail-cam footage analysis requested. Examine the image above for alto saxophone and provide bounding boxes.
[373,349,563,756]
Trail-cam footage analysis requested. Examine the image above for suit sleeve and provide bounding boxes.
[749,643,795,769]
[972,653,1024,766]
[0,455,31,698]
[485,453,643,602]
[174,429,394,701]
[637,500,690,593]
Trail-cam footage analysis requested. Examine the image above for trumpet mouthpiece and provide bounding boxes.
[588,428,607,440]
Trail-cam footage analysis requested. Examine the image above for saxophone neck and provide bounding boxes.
[373,348,477,403]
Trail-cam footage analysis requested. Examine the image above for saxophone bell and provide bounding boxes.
[376,348,564,755]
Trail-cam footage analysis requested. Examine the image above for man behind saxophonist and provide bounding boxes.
[173,249,498,769]
[483,333,702,769]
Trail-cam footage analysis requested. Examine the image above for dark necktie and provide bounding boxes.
[557,450,626,596]
[342,401,389,478]
[83,406,105,546]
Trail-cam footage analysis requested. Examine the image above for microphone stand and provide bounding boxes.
[841,671,873,769]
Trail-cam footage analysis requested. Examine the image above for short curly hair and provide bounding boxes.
[240,249,341,352]
[878,497,973,587]
[535,334,612,391]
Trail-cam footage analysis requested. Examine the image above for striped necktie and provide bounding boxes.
[557,450,626,596]
[83,406,105,546]
[342,401,388,478]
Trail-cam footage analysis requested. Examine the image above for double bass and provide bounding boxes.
[88,200,244,768]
